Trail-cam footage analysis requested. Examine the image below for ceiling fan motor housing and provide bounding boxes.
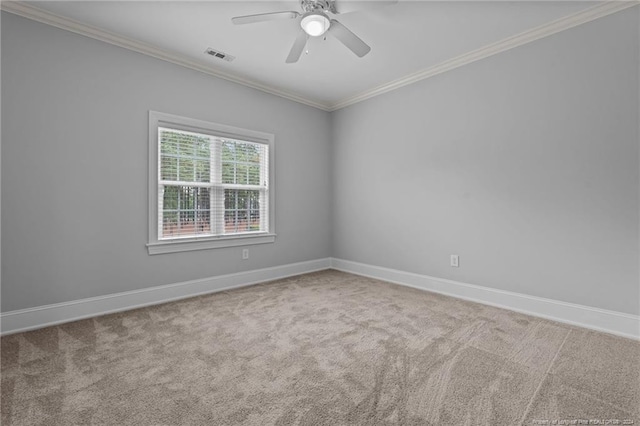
[301,0,332,13]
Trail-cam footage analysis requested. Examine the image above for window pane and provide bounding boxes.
[195,138,210,159]
[237,210,248,232]
[163,186,179,210]
[223,189,260,234]
[194,160,210,182]
[247,145,260,163]
[162,211,178,237]
[160,129,211,184]
[177,135,195,157]
[248,165,260,185]
[178,158,194,181]
[161,156,178,181]
[250,210,260,231]
[236,164,248,185]
[196,210,211,234]
[224,210,236,233]
[161,186,211,238]
[222,141,235,161]
[236,190,248,209]
[218,141,264,185]
[221,162,235,184]
[236,144,248,162]
[225,189,237,210]
[249,190,260,210]
[160,132,179,155]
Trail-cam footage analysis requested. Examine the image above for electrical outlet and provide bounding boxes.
[242,248,249,260]
[450,255,459,267]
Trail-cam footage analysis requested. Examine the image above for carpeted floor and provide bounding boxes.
[1,270,639,425]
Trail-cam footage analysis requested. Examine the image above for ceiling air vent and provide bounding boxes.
[205,48,235,62]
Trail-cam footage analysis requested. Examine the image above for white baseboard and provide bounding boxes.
[330,258,640,340]
[4,257,638,340]
[0,258,331,336]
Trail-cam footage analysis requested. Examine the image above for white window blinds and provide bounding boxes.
[158,127,269,240]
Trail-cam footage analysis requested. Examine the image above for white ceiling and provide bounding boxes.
[24,1,600,107]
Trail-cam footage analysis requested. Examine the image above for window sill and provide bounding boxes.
[147,233,276,255]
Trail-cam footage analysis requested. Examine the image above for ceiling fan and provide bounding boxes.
[232,0,397,63]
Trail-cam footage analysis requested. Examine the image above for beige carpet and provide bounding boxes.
[1,270,639,425]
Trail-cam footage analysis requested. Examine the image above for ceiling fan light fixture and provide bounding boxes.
[301,12,330,37]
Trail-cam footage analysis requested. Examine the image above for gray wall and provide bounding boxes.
[3,9,639,317]
[331,8,640,315]
[1,12,332,312]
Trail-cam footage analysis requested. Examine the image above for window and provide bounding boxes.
[148,111,275,254]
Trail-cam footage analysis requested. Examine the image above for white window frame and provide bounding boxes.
[147,111,276,255]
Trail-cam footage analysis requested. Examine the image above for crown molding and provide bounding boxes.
[1,1,638,113]
[328,0,640,111]
[0,1,333,111]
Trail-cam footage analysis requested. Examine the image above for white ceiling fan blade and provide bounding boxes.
[331,0,397,15]
[232,11,300,25]
[328,19,371,58]
[286,29,309,63]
